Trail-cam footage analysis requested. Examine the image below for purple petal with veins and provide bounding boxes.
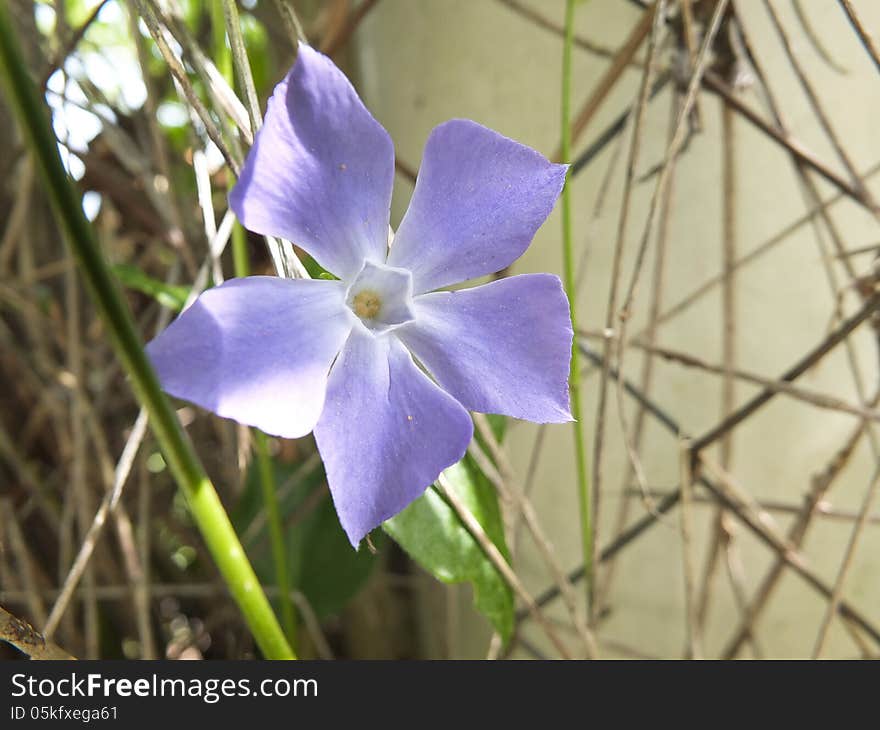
[147,277,353,439]
[387,119,568,293]
[397,274,574,424]
[229,45,394,281]
[315,329,473,546]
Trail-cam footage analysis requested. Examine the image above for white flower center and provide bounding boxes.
[345,261,415,334]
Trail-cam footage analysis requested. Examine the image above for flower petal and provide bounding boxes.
[397,274,573,422]
[229,45,394,281]
[146,277,353,439]
[387,119,568,293]
[315,329,473,546]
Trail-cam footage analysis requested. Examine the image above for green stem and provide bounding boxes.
[209,0,233,85]
[231,220,295,647]
[254,431,297,646]
[561,0,593,608]
[221,0,262,133]
[0,3,295,660]
[213,1,251,282]
[213,0,297,649]
[231,218,250,279]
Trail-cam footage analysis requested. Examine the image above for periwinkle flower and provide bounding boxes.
[147,46,573,547]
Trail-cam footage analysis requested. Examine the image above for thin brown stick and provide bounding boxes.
[0,156,34,271]
[812,467,880,658]
[741,2,880,426]
[720,388,880,658]
[612,0,729,520]
[591,1,668,620]
[702,72,875,213]
[0,605,75,660]
[512,424,545,547]
[533,345,880,650]
[678,0,701,127]
[321,0,380,57]
[65,229,99,658]
[727,10,880,529]
[2,502,48,628]
[679,439,701,659]
[696,96,739,639]
[690,293,880,455]
[791,0,848,75]
[39,263,175,643]
[762,0,876,210]
[719,98,738,471]
[595,85,679,614]
[614,159,880,343]
[435,475,575,659]
[132,0,240,173]
[624,487,880,527]
[126,6,194,275]
[271,0,305,49]
[137,452,155,659]
[496,0,635,62]
[39,0,112,88]
[470,417,597,658]
[552,3,655,161]
[698,454,880,649]
[720,511,763,657]
[522,342,686,622]
[222,0,261,135]
[610,338,880,422]
[838,0,880,75]
[43,412,149,639]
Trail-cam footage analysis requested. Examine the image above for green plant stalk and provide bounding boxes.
[209,0,233,84]
[213,0,297,647]
[254,430,297,647]
[222,0,262,134]
[231,246,296,648]
[213,1,251,283]
[0,3,295,660]
[561,0,593,607]
[231,218,250,279]
[225,151,297,649]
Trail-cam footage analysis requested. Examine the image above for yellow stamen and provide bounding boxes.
[353,289,381,319]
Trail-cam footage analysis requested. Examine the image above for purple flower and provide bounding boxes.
[147,46,572,547]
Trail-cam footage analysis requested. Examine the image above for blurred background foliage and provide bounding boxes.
[2,0,491,660]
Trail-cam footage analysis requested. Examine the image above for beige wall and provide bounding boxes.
[356,0,880,658]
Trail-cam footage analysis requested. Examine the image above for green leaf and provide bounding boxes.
[298,251,332,279]
[288,495,382,618]
[384,456,514,642]
[113,264,190,312]
[233,455,378,620]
